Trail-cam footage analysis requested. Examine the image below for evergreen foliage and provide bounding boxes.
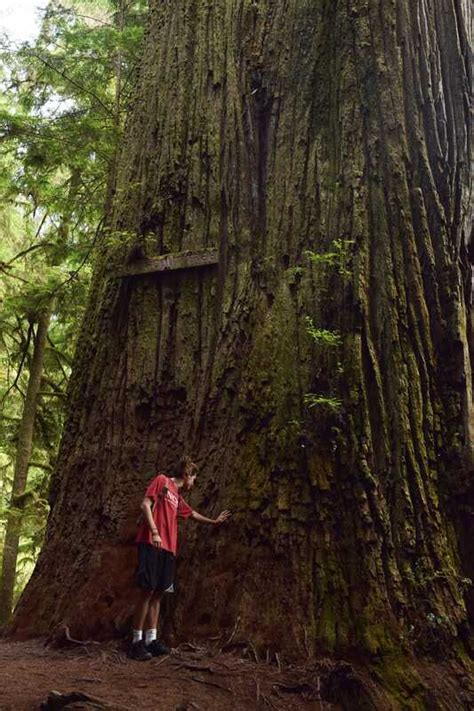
[0,0,146,613]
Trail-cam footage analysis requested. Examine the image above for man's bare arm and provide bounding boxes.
[141,497,162,547]
[191,510,232,526]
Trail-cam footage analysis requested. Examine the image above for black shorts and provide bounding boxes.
[136,543,175,593]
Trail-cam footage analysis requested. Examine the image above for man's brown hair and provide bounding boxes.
[172,456,197,478]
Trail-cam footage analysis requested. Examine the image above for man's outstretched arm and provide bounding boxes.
[191,510,232,526]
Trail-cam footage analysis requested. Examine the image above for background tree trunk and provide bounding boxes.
[0,308,51,624]
[12,0,472,688]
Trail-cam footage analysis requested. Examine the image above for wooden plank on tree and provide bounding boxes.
[117,248,219,277]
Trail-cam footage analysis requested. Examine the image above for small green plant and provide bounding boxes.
[412,560,473,599]
[413,560,449,589]
[306,238,354,278]
[305,317,341,346]
[426,612,450,628]
[305,249,338,267]
[304,393,342,412]
[286,265,305,278]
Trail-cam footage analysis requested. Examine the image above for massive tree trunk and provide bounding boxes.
[0,308,51,624]
[12,0,473,698]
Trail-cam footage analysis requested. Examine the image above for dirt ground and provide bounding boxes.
[0,637,344,710]
[1,637,473,710]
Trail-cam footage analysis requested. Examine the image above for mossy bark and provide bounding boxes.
[12,0,473,700]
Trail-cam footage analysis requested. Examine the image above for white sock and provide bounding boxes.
[145,628,157,645]
[132,630,143,643]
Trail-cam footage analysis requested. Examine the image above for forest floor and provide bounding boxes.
[0,637,344,710]
[1,636,473,710]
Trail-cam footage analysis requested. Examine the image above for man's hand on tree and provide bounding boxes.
[214,510,232,525]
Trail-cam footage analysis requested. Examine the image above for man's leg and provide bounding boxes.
[144,591,162,632]
[132,588,154,631]
[128,589,154,660]
[144,592,161,646]
[144,592,169,655]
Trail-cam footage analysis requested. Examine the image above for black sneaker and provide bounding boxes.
[146,640,170,656]
[127,640,152,661]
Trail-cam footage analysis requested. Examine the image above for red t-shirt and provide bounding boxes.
[135,474,193,555]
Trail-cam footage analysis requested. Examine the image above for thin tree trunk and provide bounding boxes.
[103,0,132,217]
[0,308,51,624]
[113,0,125,126]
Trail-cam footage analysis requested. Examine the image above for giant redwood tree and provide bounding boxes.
[12,0,473,700]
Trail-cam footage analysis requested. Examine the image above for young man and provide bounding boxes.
[128,456,231,661]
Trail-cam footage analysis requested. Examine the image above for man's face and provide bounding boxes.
[183,471,197,491]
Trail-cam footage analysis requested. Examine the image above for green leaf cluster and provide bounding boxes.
[305,317,342,347]
[305,238,354,278]
[303,394,342,412]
